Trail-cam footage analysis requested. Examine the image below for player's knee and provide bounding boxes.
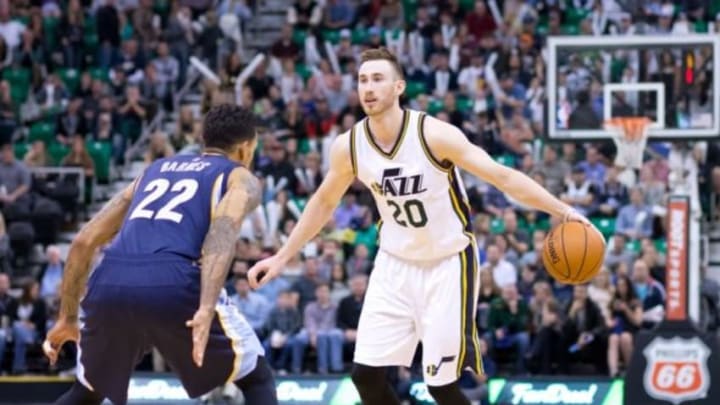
[236,356,274,390]
[350,363,385,391]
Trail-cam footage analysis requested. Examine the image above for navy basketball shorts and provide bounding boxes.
[76,253,263,405]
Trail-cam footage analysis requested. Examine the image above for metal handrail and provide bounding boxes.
[30,166,87,204]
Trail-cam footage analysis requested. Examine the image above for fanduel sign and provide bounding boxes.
[490,378,623,405]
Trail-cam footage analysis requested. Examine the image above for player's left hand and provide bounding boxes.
[186,307,214,367]
[43,318,80,366]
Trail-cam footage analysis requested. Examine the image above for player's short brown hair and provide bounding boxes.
[359,47,404,79]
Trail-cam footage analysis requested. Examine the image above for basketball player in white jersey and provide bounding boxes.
[249,48,589,404]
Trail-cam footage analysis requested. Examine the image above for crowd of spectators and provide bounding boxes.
[0,1,720,405]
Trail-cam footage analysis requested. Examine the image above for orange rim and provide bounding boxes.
[604,117,652,142]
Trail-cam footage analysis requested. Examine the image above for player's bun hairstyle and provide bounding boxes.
[360,47,404,79]
[202,104,257,151]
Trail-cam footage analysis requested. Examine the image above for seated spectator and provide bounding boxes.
[35,74,69,115]
[527,299,562,374]
[323,0,354,29]
[608,275,643,377]
[291,257,322,311]
[287,0,323,31]
[0,143,32,219]
[561,165,598,217]
[56,98,87,144]
[487,284,530,374]
[596,166,628,217]
[520,229,547,270]
[640,238,666,283]
[637,165,667,212]
[533,145,570,196]
[477,268,501,331]
[144,131,175,163]
[482,242,517,288]
[337,274,367,353]
[333,193,364,231]
[230,275,272,337]
[588,267,614,321]
[37,245,63,305]
[292,283,344,374]
[62,135,95,180]
[562,284,608,374]
[263,290,303,372]
[502,209,530,257]
[0,273,15,372]
[8,281,46,374]
[615,189,653,240]
[0,213,10,273]
[528,280,553,331]
[577,146,607,187]
[23,140,49,168]
[329,263,349,304]
[346,244,372,276]
[459,338,496,403]
[604,233,636,271]
[631,259,665,329]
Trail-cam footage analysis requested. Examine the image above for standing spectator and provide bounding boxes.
[323,0,354,30]
[231,275,272,337]
[292,283,344,374]
[615,189,653,240]
[263,290,303,372]
[153,41,180,89]
[164,5,194,79]
[465,1,497,40]
[271,25,301,61]
[487,284,530,374]
[59,0,85,69]
[8,281,46,374]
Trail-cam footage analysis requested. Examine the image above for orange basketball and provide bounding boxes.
[542,222,606,284]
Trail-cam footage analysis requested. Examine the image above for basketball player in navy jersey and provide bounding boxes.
[42,105,278,405]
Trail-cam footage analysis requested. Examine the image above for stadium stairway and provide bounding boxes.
[244,0,287,52]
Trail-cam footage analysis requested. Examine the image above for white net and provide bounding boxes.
[604,117,653,170]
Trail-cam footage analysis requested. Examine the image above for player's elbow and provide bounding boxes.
[71,230,95,251]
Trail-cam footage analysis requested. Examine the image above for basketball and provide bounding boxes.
[542,222,606,284]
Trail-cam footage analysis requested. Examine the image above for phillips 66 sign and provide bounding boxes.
[643,337,711,404]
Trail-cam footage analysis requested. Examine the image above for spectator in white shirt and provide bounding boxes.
[484,243,517,288]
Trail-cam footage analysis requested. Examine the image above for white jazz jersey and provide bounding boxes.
[350,109,472,261]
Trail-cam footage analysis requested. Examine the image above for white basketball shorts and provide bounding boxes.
[353,242,484,386]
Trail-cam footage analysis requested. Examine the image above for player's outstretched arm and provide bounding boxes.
[248,133,355,289]
[44,181,136,365]
[424,116,582,221]
[188,167,261,367]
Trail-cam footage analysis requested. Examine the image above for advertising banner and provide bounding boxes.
[488,378,624,405]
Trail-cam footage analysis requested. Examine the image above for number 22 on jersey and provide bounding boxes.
[129,178,198,223]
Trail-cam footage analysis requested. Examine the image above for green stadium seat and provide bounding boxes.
[29,122,55,144]
[694,21,708,33]
[86,140,112,184]
[58,68,80,94]
[9,83,28,105]
[654,239,667,254]
[459,0,474,12]
[404,81,426,99]
[43,16,60,48]
[428,99,444,115]
[48,143,70,166]
[14,143,29,160]
[351,27,368,45]
[490,218,505,234]
[322,29,340,44]
[591,217,616,238]
[292,29,307,47]
[2,68,30,85]
[84,15,97,35]
[561,24,580,35]
[295,63,313,82]
[88,67,108,83]
[565,7,590,25]
[456,97,473,113]
[626,239,641,254]
[403,0,418,24]
[496,154,516,167]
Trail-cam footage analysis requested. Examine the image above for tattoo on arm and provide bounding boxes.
[198,170,262,311]
[59,188,133,322]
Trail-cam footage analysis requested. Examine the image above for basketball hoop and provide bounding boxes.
[603,117,654,170]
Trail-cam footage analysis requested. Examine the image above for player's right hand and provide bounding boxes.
[248,255,284,289]
[43,318,80,366]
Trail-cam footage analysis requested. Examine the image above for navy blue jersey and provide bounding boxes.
[105,154,239,260]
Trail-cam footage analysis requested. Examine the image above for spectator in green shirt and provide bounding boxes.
[487,284,530,374]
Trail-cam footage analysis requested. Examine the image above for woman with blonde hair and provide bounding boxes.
[588,267,614,321]
[24,140,49,168]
